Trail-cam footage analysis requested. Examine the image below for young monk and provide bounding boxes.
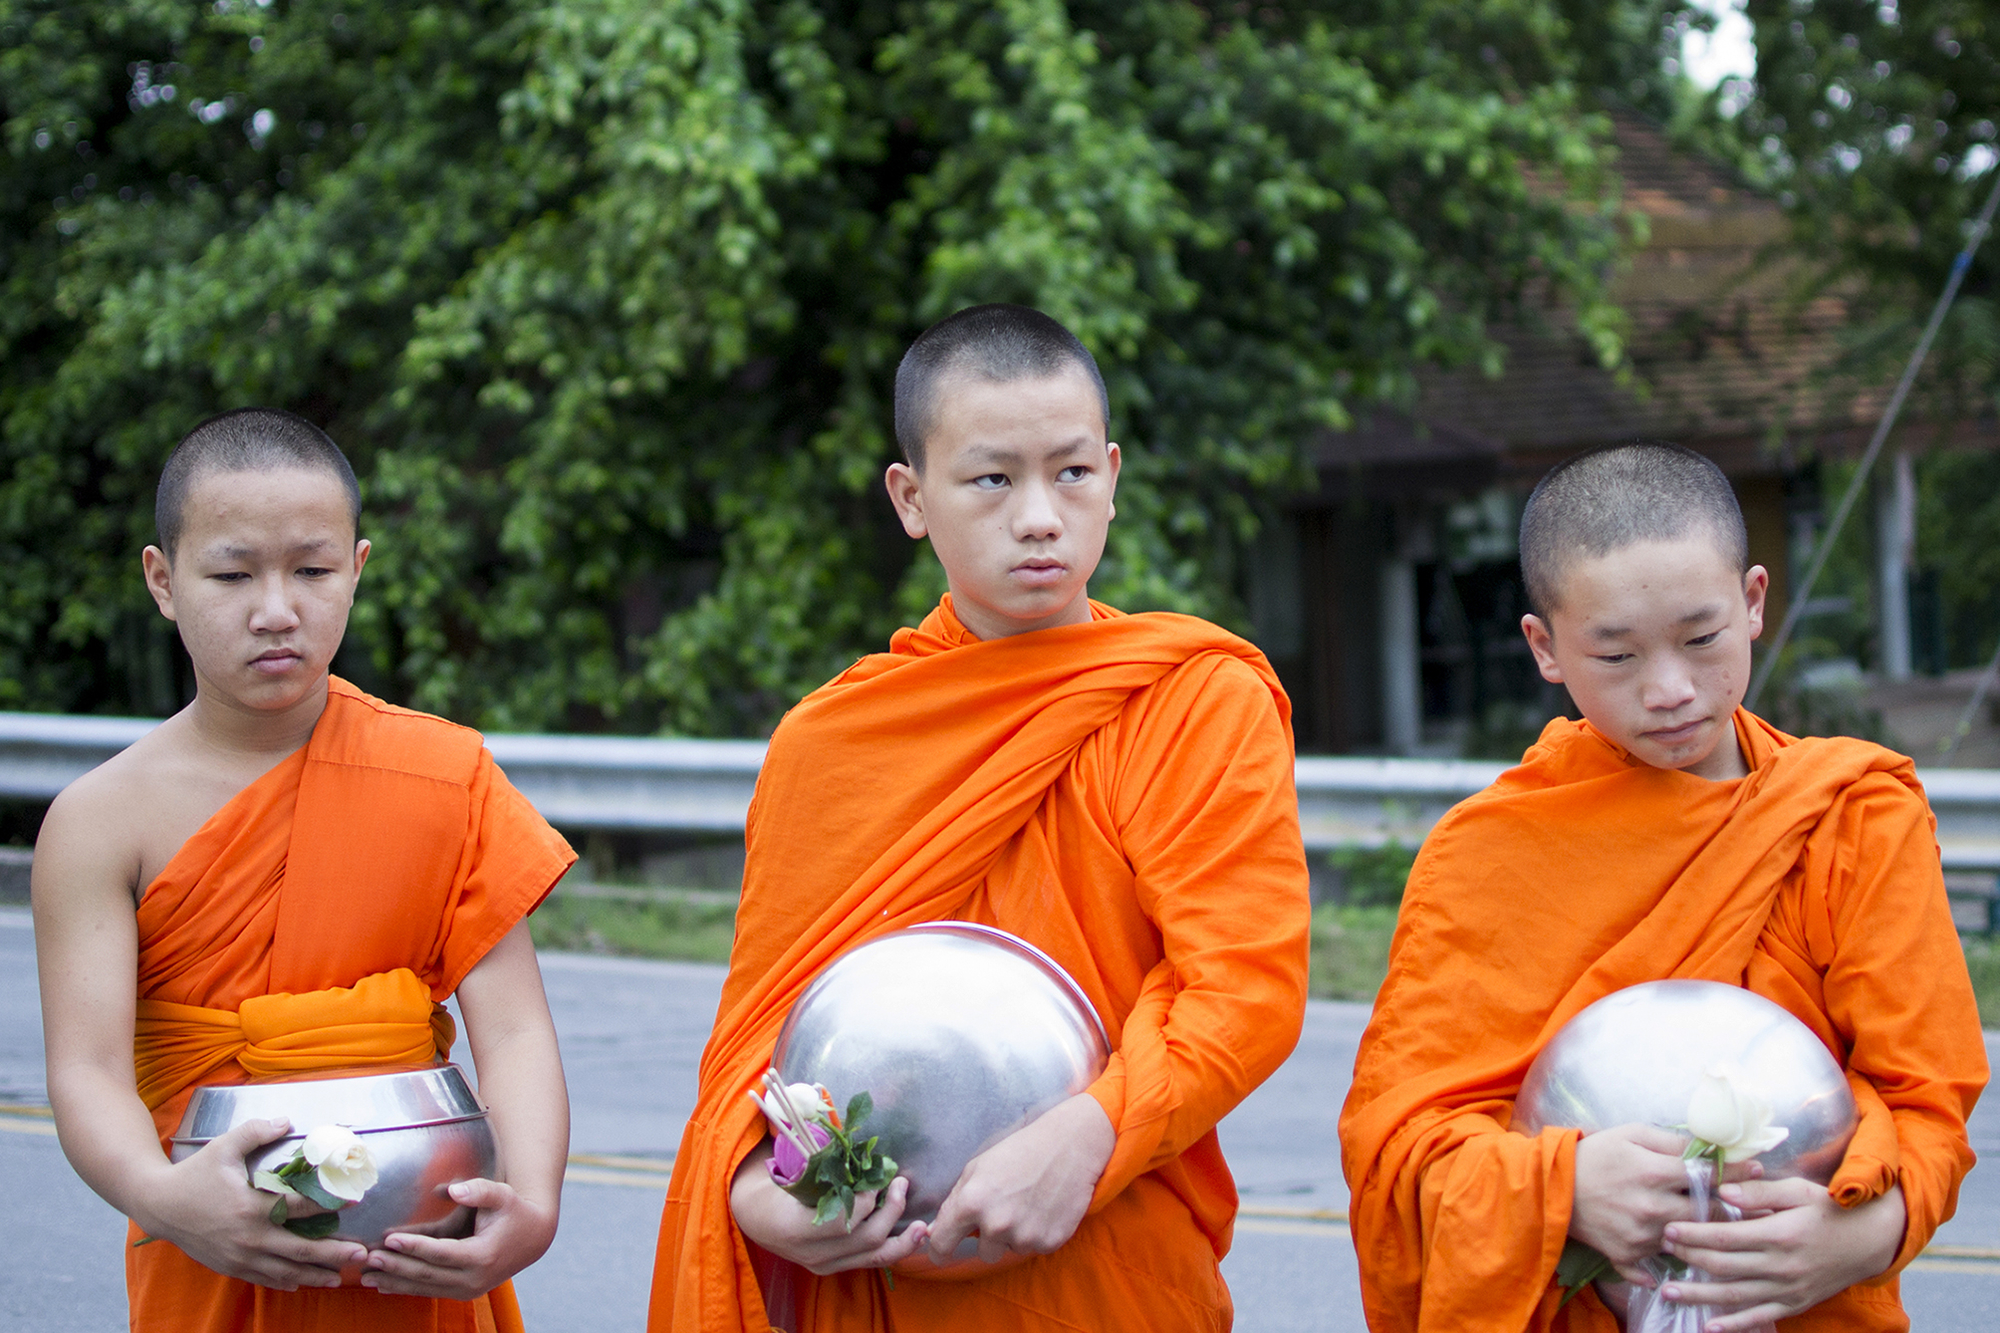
[647,303,1313,1331]
[1340,441,1988,1332]
[32,408,577,1332]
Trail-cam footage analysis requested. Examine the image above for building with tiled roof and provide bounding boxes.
[1254,112,1979,755]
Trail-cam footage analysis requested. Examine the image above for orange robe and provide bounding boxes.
[647,596,1312,1332]
[1339,710,1988,1333]
[126,678,576,1333]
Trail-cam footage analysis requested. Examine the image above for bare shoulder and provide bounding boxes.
[35,736,162,907]
[35,716,229,908]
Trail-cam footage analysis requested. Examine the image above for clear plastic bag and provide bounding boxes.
[1621,1156,1741,1333]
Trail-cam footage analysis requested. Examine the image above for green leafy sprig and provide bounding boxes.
[783,1090,899,1231]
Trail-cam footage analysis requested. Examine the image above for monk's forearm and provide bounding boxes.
[47,1063,184,1227]
[457,922,569,1210]
[469,1025,569,1211]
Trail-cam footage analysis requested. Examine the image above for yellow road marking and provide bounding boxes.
[568,1151,674,1173]
[563,1151,675,1189]
[0,1114,58,1137]
[1906,1258,2000,1275]
[1239,1204,1348,1225]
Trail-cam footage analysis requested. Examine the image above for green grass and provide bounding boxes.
[1963,936,2000,1029]
[529,887,737,963]
[1309,905,1400,1002]
[528,883,2000,1029]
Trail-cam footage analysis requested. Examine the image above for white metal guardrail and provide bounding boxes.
[5,711,2000,870]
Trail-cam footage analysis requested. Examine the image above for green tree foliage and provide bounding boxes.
[2,0,1641,734]
[1733,0,1997,410]
[1671,4,1998,674]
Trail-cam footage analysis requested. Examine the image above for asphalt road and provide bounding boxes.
[3,908,1995,1330]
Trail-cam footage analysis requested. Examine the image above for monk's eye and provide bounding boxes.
[1593,653,1633,665]
[1056,465,1090,482]
[298,566,335,579]
[1687,630,1721,647]
[971,473,1009,490]
[210,572,251,584]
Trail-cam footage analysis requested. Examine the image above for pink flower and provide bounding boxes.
[768,1121,830,1187]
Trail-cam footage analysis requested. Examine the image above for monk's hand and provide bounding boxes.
[728,1141,932,1275]
[924,1093,1115,1268]
[1654,1179,1905,1331]
[134,1117,366,1290]
[362,1177,556,1299]
[1569,1123,1760,1286]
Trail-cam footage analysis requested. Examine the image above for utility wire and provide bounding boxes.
[1939,629,2000,765]
[1746,167,2000,711]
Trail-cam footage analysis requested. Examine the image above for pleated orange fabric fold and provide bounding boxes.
[134,967,453,1110]
[1339,711,1988,1333]
[648,597,1313,1332]
[125,679,575,1333]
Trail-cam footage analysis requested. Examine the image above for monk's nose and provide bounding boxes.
[1013,480,1063,540]
[249,577,302,632]
[1640,663,1697,711]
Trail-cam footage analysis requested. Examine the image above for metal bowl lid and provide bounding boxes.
[170,1063,485,1145]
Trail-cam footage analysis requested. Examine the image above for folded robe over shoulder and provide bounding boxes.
[647,597,1313,1333]
[127,678,576,1333]
[1339,711,1989,1333]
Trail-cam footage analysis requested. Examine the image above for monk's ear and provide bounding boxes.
[1105,442,1121,521]
[1522,613,1563,684]
[1742,565,1768,641]
[351,538,372,584]
[142,545,177,622]
[884,462,928,540]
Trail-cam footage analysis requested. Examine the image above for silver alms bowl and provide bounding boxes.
[772,922,1111,1257]
[169,1064,497,1249]
[1515,980,1858,1184]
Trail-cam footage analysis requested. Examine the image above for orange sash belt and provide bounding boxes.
[133,968,455,1111]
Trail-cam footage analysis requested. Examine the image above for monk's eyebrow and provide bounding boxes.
[961,438,1092,468]
[1678,604,1725,625]
[208,538,338,559]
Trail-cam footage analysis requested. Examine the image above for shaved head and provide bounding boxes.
[156,408,360,556]
[893,303,1108,470]
[1519,441,1747,618]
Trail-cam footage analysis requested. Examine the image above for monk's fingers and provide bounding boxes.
[361,1243,488,1300]
[443,1177,515,1214]
[213,1117,295,1165]
[1659,1275,1791,1320]
[1665,1205,1809,1258]
[975,1233,1014,1266]
[823,1219,931,1276]
[376,1230,490,1269]
[1609,1260,1658,1288]
[235,1235,360,1290]
[924,1180,980,1264]
[842,1185,883,1232]
[235,1257,344,1292]
[843,1177,909,1242]
[1714,1177,1822,1215]
[1615,1123,1694,1160]
[1718,1158,1765,1186]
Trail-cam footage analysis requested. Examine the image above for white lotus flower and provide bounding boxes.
[299,1124,378,1202]
[751,1077,833,1139]
[1685,1067,1790,1163]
